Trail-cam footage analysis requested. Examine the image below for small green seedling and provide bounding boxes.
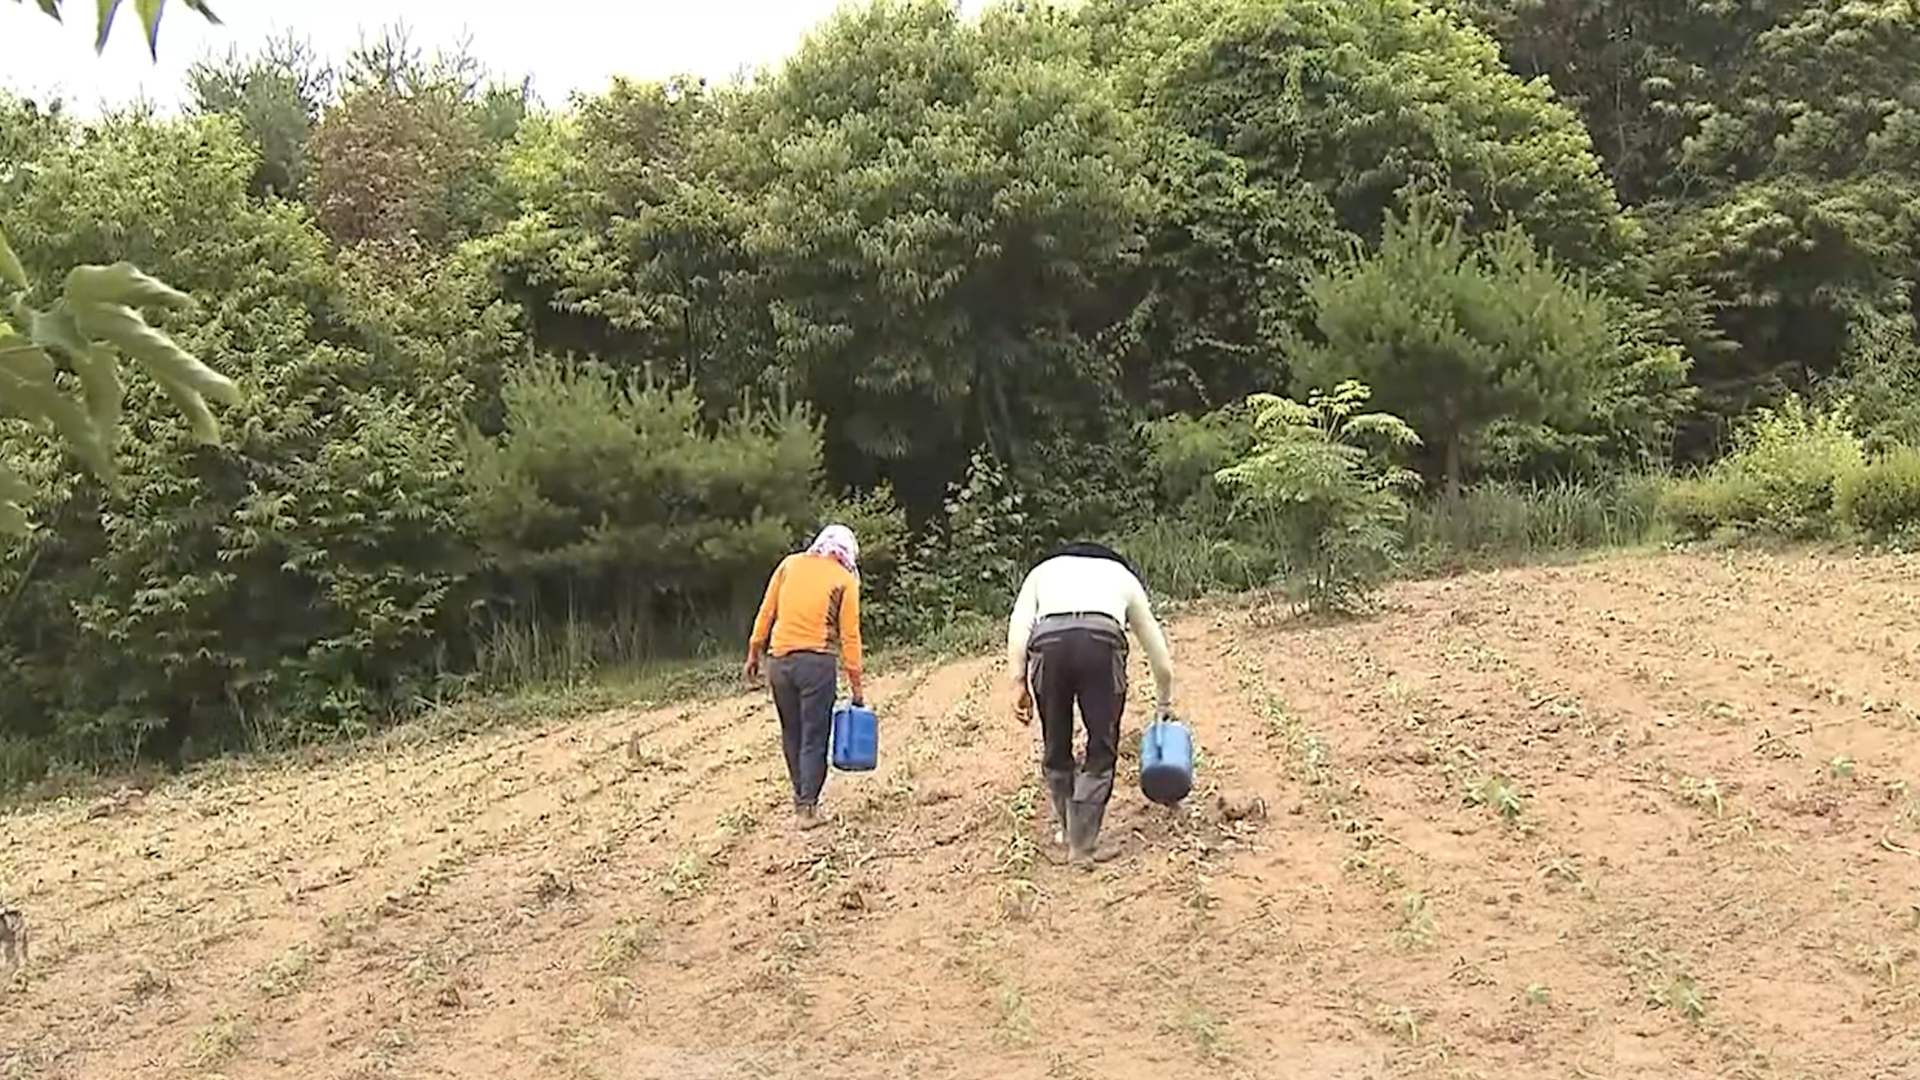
[1678,775,1725,817]
[1650,974,1708,1021]
[1465,774,1525,825]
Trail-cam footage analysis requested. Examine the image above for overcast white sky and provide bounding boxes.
[3,1,987,116]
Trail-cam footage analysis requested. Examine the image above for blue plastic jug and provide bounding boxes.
[829,701,879,772]
[1138,716,1194,806]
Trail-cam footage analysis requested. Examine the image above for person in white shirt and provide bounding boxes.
[1006,541,1175,864]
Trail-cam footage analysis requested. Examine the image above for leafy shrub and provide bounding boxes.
[1214,380,1422,614]
[463,359,824,671]
[1837,444,1920,542]
[1139,403,1256,522]
[1830,308,1920,454]
[816,482,912,631]
[1658,394,1865,540]
[1658,472,1763,541]
[887,449,1038,634]
[1015,432,1152,548]
[1116,400,1285,602]
[57,347,474,760]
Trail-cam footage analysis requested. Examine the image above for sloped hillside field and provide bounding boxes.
[5,550,1920,1080]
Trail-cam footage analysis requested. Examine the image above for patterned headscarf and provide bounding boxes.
[806,523,860,576]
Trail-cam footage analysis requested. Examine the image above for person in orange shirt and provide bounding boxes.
[745,524,867,830]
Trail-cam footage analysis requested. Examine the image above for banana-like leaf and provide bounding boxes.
[0,333,59,385]
[71,302,240,410]
[93,0,122,53]
[153,374,220,443]
[0,224,25,290]
[132,0,163,58]
[68,341,125,433]
[0,358,111,477]
[64,262,192,310]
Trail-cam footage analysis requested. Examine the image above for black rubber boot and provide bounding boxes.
[1067,770,1116,865]
[1043,768,1074,848]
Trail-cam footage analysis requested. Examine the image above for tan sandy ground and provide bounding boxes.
[4,548,1920,1080]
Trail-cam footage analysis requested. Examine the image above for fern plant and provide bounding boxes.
[1213,380,1421,614]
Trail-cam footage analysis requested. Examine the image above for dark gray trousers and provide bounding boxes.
[1026,613,1129,781]
[767,650,838,807]
[1026,613,1129,856]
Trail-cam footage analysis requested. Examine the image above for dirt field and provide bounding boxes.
[5,549,1920,1080]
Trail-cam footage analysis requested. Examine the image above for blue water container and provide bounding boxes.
[829,702,879,772]
[1138,717,1194,806]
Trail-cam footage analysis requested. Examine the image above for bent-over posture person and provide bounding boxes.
[746,524,866,830]
[1006,541,1174,864]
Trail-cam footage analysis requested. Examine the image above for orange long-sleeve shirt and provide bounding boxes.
[748,553,864,676]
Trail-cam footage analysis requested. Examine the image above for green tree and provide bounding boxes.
[463,359,827,674]
[0,105,477,763]
[1468,0,1920,455]
[1102,126,1344,417]
[477,77,769,419]
[187,34,334,199]
[1104,0,1634,268]
[738,0,1153,514]
[1289,204,1626,499]
[1468,0,1920,200]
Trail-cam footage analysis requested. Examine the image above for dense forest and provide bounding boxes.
[2,0,1918,784]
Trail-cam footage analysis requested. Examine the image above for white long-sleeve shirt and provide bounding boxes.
[1005,555,1175,709]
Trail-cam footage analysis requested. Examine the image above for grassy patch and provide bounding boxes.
[189,1011,251,1068]
[993,783,1042,921]
[589,916,657,974]
[255,945,314,998]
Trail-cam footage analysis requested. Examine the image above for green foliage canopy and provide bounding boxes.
[2,0,1919,785]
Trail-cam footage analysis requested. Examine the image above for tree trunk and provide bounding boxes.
[1439,425,1466,553]
[1442,428,1463,506]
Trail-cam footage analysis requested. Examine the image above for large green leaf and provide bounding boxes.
[64,261,192,309]
[67,339,125,435]
[73,301,238,405]
[92,0,119,52]
[0,335,112,476]
[0,0,235,536]
[0,259,243,530]
[12,0,222,56]
[11,299,126,433]
[0,224,25,290]
[62,264,240,430]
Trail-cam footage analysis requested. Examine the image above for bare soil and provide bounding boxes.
[5,548,1920,1080]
